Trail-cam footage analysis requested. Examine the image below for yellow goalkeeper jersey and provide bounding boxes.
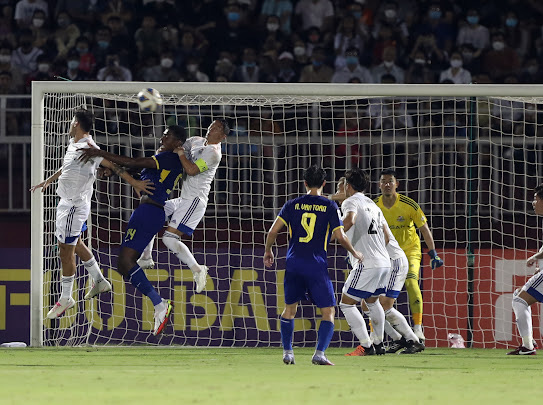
[374,193,428,254]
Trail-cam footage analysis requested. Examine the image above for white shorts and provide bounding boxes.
[522,271,543,302]
[342,264,391,301]
[385,256,408,298]
[165,197,206,236]
[55,199,90,245]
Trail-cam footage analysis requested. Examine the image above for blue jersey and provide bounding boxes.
[140,151,183,205]
[277,194,343,269]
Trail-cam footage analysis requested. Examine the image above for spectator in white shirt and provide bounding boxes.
[294,0,334,34]
[372,45,404,83]
[456,9,489,58]
[332,47,372,83]
[439,51,472,84]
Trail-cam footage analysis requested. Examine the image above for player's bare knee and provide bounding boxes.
[379,296,394,311]
[320,306,334,321]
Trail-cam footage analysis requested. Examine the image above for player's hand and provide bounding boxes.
[78,146,102,163]
[173,146,185,156]
[527,255,539,267]
[351,250,364,263]
[97,167,113,179]
[133,179,155,198]
[264,251,274,268]
[428,249,443,269]
[29,180,50,193]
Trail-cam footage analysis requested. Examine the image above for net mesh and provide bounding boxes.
[38,87,543,348]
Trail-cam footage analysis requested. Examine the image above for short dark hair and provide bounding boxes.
[380,168,397,178]
[345,168,369,192]
[167,125,187,143]
[535,184,543,199]
[217,119,230,135]
[304,165,326,188]
[74,109,94,132]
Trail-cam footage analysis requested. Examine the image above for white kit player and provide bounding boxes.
[30,109,154,319]
[338,168,391,356]
[138,119,230,293]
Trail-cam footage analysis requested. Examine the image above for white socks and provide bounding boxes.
[384,319,403,341]
[60,275,74,300]
[513,295,534,350]
[82,256,104,282]
[163,231,200,272]
[366,301,385,345]
[340,303,372,347]
[385,307,419,343]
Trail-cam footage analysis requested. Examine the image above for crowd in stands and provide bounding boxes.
[1,0,543,96]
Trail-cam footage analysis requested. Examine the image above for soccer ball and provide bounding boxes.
[136,88,163,112]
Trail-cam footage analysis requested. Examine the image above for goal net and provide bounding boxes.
[30,82,543,348]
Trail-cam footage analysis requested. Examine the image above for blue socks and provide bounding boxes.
[280,317,294,351]
[317,320,335,352]
[128,265,162,306]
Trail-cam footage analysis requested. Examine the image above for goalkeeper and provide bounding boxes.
[374,169,443,342]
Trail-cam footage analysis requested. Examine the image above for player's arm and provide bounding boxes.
[382,224,390,245]
[419,223,443,269]
[173,146,212,176]
[264,217,286,268]
[100,159,155,198]
[29,168,62,192]
[79,147,157,169]
[342,211,356,233]
[332,227,364,263]
[527,245,543,267]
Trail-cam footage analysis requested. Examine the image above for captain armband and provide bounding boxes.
[194,158,208,173]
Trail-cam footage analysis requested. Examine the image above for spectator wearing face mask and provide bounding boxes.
[456,9,489,58]
[14,0,48,29]
[64,49,89,81]
[142,50,180,82]
[0,42,24,91]
[25,53,55,91]
[439,51,471,84]
[184,57,209,82]
[482,31,520,81]
[216,1,255,55]
[372,1,409,51]
[259,0,293,34]
[233,47,262,82]
[372,45,404,83]
[53,11,80,58]
[214,51,236,81]
[292,38,309,70]
[331,47,371,83]
[405,50,434,84]
[334,14,367,68]
[300,46,333,82]
[11,29,43,77]
[520,58,543,83]
[74,36,96,75]
[29,9,52,50]
[411,3,455,57]
[260,15,287,52]
[501,10,530,61]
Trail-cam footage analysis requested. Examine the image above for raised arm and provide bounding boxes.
[100,159,155,198]
[174,147,201,176]
[29,168,62,192]
[264,217,286,268]
[79,147,157,169]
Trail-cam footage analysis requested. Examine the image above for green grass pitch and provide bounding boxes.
[0,347,541,404]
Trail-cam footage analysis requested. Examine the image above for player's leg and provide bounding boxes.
[75,237,112,299]
[404,253,424,340]
[365,296,385,348]
[119,204,172,335]
[312,306,335,365]
[509,278,541,354]
[280,268,307,365]
[47,240,78,319]
[164,197,208,292]
[280,303,298,365]
[381,296,424,354]
[137,236,156,269]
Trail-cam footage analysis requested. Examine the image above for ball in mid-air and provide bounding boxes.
[136,88,163,112]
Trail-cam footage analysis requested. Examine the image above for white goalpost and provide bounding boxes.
[31,81,543,348]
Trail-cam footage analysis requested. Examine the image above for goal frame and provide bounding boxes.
[30,81,543,347]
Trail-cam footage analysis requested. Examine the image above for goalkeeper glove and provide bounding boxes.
[428,249,443,269]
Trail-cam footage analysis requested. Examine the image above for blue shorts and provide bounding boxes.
[284,259,335,308]
[121,204,166,253]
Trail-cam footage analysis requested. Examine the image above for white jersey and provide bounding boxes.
[342,192,390,268]
[383,221,405,260]
[56,136,103,205]
[180,136,221,204]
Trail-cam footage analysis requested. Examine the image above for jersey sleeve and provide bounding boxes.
[154,151,183,171]
[277,200,291,227]
[196,147,221,173]
[341,197,357,215]
[412,205,428,228]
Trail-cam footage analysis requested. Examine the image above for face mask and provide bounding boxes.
[187,64,198,72]
[267,23,279,32]
[161,58,173,68]
[294,46,305,56]
[492,41,505,51]
[77,47,88,54]
[243,61,256,68]
[67,60,79,69]
[466,16,479,25]
[414,58,425,64]
[352,11,362,19]
[98,40,109,49]
[384,9,396,19]
[450,59,462,68]
[345,56,358,65]
[227,12,240,22]
[38,63,49,72]
[505,18,518,27]
[429,10,441,19]
[33,18,44,28]
[0,55,11,64]
[312,60,322,67]
[383,60,394,68]
[528,65,538,75]
[57,18,69,27]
